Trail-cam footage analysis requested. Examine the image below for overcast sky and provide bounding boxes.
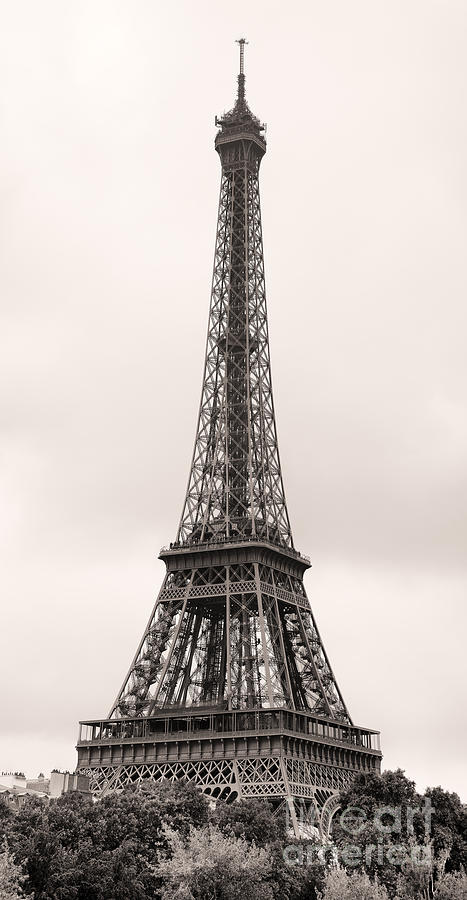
[1,0,466,800]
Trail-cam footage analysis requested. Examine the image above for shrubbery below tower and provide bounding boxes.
[77,40,381,836]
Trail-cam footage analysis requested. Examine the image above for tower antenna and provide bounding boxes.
[236,37,248,100]
[236,37,248,74]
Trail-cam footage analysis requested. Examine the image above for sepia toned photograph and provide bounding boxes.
[1,2,466,898]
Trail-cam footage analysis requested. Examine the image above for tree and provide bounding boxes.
[209,798,326,899]
[268,839,326,900]
[210,798,285,846]
[0,805,13,844]
[331,770,430,896]
[433,871,467,900]
[156,824,274,900]
[424,787,467,873]
[88,780,209,857]
[5,781,210,899]
[0,838,29,899]
[2,774,464,899]
[318,866,390,899]
[393,840,434,900]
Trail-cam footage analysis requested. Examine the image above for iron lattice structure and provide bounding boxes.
[77,41,381,836]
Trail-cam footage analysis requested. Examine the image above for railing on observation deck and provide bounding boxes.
[160,535,311,566]
[215,123,266,142]
[78,708,381,753]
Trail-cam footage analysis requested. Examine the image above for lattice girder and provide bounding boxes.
[178,138,292,549]
[77,756,357,837]
[109,556,350,723]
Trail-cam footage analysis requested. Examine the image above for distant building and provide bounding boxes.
[0,769,90,813]
[26,773,50,793]
[49,770,91,799]
[0,772,28,791]
[0,772,48,812]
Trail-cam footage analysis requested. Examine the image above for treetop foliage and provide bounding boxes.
[0,769,464,900]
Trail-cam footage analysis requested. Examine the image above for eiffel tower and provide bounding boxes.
[77,40,381,836]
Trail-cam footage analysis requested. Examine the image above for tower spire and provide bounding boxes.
[215,38,263,134]
[236,37,248,101]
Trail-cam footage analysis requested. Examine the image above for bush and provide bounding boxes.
[319,866,390,899]
[157,824,274,900]
[433,871,467,900]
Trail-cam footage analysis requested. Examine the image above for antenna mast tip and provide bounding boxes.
[236,37,248,75]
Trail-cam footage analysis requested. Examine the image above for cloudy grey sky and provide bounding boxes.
[1,0,466,798]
